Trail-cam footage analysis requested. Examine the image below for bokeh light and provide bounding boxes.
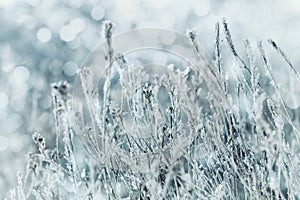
[0,0,300,198]
[37,27,52,43]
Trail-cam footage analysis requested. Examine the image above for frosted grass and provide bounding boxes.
[6,20,300,200]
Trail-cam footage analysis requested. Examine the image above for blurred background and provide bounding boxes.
[0,0,299,197]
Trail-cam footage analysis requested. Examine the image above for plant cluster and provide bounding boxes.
[6,20,300,200]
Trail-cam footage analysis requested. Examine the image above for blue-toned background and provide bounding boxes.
[0,0,299,197]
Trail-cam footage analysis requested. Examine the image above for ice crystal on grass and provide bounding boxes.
[7,20,300,200]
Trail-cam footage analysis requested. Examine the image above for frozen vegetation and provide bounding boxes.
[5,19,300,200]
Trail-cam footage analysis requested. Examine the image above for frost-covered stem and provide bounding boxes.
[51,82,80,194]
[114,54,126,112]
[258,41,300,144]
[244,39,261,148]
[50,83,66,197]
[102,21,114,152]
[64,104,78,194]
[223,23,258,99]
[214,22,228,95]
[215,22,221,73]
[244,40,258,102]
[16,172,25,200]
[268,39,300,79]
[51,91,61,165]
[79,69,101,154]
[222,19,250,74]
[186,29,219,82]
